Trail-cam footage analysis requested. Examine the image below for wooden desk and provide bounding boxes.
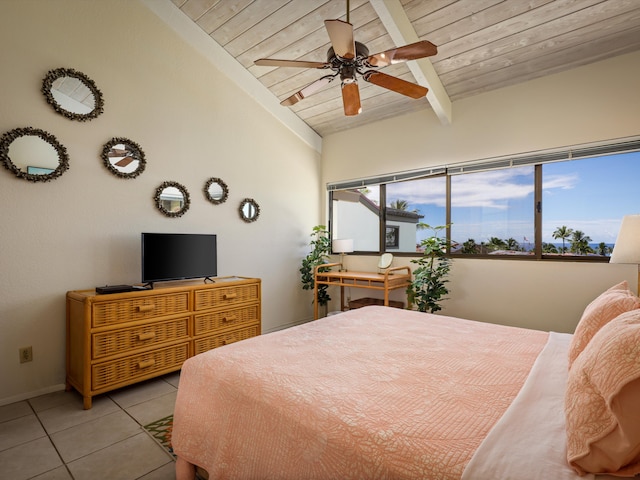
[313,263,412,319]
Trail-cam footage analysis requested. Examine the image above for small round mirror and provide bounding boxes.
[239,198,260,223]
[378,253,393,269]
[42,68,104,121]
[154,181,190,217]
[0,127,69,182]
[101,137,146,179]
[204,177,229,205]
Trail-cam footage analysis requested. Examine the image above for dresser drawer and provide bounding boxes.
[194,283,259,311]
[194,304,259,336]
[92,292,190,327]
[92,317,190,359]
[92,342,189,391]
[193,324,260,355]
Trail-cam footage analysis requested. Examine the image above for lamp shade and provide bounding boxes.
[610,215,640,264]
[332,238,354,254]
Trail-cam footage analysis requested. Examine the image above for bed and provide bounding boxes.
[172,281,640,480]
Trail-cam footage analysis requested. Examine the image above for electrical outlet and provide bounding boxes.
[19,346,33,364]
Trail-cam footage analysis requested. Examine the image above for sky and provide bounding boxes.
[370,151,640,247]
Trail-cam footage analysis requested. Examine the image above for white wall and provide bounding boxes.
[0,0,321,405]
[322,51,640,333]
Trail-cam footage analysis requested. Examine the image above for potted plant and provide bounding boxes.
[407,224,452,313]
[300,225,332,310]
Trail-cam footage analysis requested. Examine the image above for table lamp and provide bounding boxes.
[332,239,353,272]
[610,214,640,296]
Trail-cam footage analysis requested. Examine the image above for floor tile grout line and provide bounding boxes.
[6,373,181,479]
[24,400,74,480]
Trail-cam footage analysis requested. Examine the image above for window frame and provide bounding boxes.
[327,137,640,262]
[385,225,400,249]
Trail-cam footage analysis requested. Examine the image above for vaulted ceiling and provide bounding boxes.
[159,0,640,141]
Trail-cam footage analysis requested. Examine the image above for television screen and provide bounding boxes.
[142,233,217,284]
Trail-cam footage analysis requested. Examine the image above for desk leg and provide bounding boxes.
[340,286,345,311]
[313,281,319,320]
[384,289,389,306]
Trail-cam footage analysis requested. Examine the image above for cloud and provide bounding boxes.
[371,168,579,210]
[542,173,579,192]
[450,169,534,208]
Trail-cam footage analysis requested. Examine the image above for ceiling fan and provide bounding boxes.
[254,1,437,116]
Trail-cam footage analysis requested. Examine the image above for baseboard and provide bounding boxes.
[0,383,66,407]
[263,317,313,334]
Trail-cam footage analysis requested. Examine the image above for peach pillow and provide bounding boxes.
[565,309,640,476]
[568,281,640,369]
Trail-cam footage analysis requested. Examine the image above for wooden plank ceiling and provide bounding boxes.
[169,0,640,137]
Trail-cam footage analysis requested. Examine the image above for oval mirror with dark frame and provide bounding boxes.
[42,68,104,122]
[204,177,229,205]
[0,127,69,183]
[239,198,260,223]
[101,137,146,179]
[154,181,190,218]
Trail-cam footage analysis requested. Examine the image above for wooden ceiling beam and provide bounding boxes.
[369,0,452,125]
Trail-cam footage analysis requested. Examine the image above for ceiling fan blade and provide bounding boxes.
[363,71,428,99]
[325,19,355,59]
[367,40,438,67]
[255,58,329,69]
[281,74,337,106]
[342,82,361,116]
[114,156,134,167]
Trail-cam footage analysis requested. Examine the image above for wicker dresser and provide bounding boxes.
[66,276,261,409]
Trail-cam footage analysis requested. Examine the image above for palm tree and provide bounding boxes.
[505,238,520,251]
[389,199,409,210]
[570,230,593,255]
[552,226,573,253]
[596,242,611,256]
[542,242,559,253]
[486,237,507,252]
[461,238,479,254]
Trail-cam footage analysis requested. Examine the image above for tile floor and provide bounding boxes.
[0,373,180,480]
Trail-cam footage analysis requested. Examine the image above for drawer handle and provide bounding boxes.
[222,315,237,323]
[138,359,155,369]
[222,337,238,346]
[223,293,237,300]
[137,305,155,313]
[138,332,156,341]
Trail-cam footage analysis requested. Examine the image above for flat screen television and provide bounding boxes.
[141,233,217,285]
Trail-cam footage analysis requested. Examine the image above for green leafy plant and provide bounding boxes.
[300,225,332,307]
[407,224,452,313]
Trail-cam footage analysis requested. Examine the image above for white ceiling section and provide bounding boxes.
[147,0,640,148]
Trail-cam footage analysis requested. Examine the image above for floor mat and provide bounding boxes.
[143,414,174,457]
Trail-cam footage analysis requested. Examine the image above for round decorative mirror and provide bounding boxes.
[239,198,260,223]
[0,127,69,182]
[101,137,146,179]
[42,68,104,121]
[378,253,393,269]
[154,181,190,217]
[204,177,229,205]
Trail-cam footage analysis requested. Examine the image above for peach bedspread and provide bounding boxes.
[172,306,548,479]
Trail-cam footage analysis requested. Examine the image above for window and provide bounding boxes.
[385,226,399,249]
[328,138,640,260]
[331,186,380,252]
[386,176,446,253]
[450,166,535,255]
[541,152,640,257]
